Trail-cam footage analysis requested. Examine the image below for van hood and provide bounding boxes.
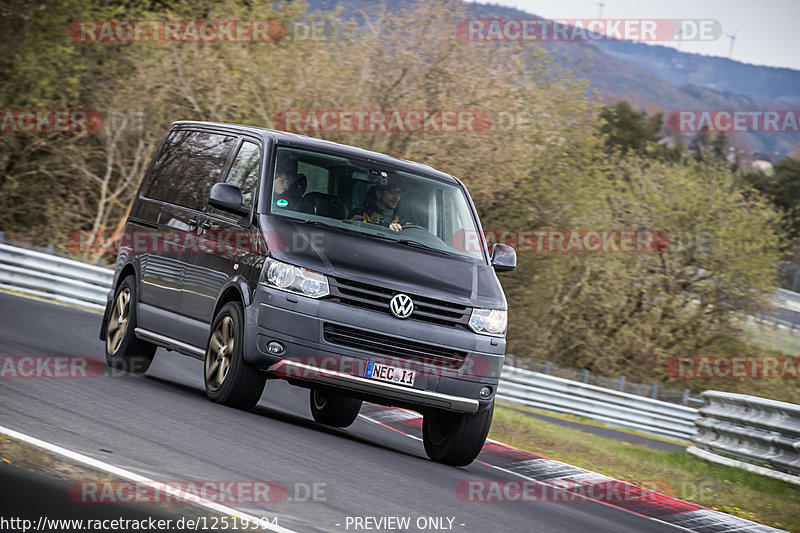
[261,216,506,309]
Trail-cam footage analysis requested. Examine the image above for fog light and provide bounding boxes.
[267,341,285,355]
[479,386,493,398]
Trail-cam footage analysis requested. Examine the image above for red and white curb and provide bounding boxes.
[359,405,786,533]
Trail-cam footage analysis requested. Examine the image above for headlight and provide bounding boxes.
[469,308,507,336]
[261,258,329,298]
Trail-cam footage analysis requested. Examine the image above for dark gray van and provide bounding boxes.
[100,121,516,466]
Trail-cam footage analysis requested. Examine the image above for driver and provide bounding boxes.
[351,176,412,232]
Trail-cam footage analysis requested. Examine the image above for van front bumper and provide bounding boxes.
[244,285,505,413]
[269,359,480,413]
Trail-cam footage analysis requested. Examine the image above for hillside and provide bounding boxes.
[307,0,800,157]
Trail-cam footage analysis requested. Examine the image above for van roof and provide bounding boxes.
[171,121,460,184]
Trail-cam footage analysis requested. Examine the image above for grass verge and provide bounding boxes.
[488,408,799,532]
[0,287,103,314]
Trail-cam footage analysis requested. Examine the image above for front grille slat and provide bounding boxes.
[335,289,386,306]
[413,306,463,319]
[323,323,467,369]
[329,277,470,328]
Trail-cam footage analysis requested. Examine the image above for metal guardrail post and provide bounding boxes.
[617,375,626,392]
[690,391,800,481]
[649,383,659,399]
[543,361,552,375]
[581,369,589,383]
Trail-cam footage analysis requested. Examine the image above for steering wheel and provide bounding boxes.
[399,224,429,232]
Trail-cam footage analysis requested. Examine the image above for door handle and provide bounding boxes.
[188,218,199,227]
[200,220,212,230]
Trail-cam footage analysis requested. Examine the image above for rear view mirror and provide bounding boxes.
[209,183,250,216]
[490,243,516,272]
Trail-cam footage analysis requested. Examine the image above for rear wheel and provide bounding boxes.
[204,301,266,409]
[309,389,362,428]
[422,403,493,466]
[105,275,156,374]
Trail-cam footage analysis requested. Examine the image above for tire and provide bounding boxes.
[422,403,494,466]
[309,389,362,428]
[204,301,266,409]
[105,275,156,374]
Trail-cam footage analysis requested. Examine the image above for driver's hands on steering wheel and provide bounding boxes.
[389,222,403,232]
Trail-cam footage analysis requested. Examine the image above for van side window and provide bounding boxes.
[226,141,261,206]
[144,130,236,211]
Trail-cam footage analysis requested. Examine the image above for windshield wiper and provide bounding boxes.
[300,219,346,233]
[396,239,451,255]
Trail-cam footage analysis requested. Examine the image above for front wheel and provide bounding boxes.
[105,275,156,374]
[309,389,362,428]
[422,403,493,466]
[204,301,266,410]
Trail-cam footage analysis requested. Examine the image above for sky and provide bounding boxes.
[469,0,800,71]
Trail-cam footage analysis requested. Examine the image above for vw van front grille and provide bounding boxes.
[329,277,470,328]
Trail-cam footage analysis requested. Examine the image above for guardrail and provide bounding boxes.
[2,241,799,483]
[0,243,112,311]
[497,366,699,441]
[688,391,800,483]
[776,288,800,309]
[506,356,701,406]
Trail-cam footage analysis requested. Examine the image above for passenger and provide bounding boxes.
[272,158,306,210]
[351,176,412,232]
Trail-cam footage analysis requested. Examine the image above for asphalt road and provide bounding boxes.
[773,304,800,325]
[0,292,685,532]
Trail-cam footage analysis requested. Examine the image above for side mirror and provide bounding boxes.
[490,243,516,272]
[209,183,250,216]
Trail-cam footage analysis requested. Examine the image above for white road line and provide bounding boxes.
[0,424,297,533]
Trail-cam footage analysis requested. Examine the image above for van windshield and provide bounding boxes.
[268,146,486,261]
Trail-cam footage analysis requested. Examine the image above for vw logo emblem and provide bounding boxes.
[389,294,414,319]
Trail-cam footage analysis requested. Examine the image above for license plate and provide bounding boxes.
[365,362,415,387]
